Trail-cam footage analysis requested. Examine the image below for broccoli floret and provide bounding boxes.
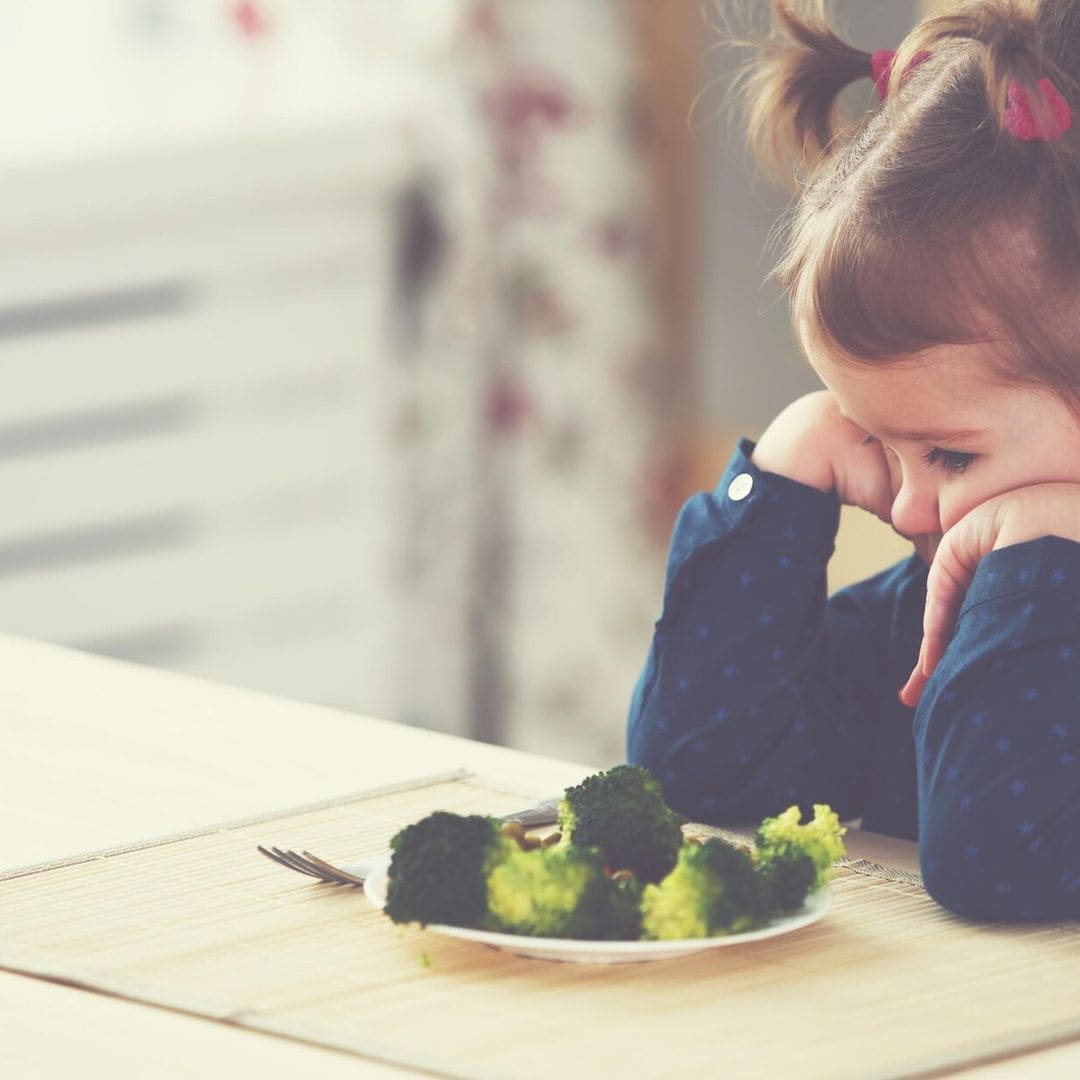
[558,765,686,884]
[486,844,641,940]
[754,804,847,914]
[384,811,514,928]
[757,847,818,914]
[640,839,769,940]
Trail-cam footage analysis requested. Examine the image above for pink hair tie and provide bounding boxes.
[1004,77,1072,141]
[871,48,933,100]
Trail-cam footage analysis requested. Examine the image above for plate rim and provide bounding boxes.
[362,850,831,957]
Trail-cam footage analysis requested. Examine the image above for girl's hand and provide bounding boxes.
[751,391,894,522]
[899,483,1080,707]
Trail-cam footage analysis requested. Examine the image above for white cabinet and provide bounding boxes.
[0,127,439,723]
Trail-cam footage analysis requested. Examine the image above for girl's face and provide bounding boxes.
[815,345,1080,564]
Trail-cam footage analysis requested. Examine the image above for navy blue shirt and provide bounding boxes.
[627,438,1080,921]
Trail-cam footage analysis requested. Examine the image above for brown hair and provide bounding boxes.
[717,0,1080,410]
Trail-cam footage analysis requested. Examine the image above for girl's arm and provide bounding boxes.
[627,432,900,825]
[914,534,1080,920]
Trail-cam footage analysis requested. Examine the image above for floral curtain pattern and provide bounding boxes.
[388,0,680,766]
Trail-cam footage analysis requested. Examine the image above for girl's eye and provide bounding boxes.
[923,447,976,474]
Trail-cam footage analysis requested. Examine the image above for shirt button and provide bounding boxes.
[727,473,753,501]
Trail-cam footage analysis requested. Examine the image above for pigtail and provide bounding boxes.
[896,0,1080,271]
[899,0,1076,144]
[723,0,875,191]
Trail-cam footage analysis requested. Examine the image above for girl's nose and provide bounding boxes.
[890,478,940,541]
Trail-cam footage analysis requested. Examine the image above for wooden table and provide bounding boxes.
[2,632,1078,1079]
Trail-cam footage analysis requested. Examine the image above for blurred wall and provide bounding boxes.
[697,0,921,430]
[695,0,920,589]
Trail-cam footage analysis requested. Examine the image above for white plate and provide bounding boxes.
[363,853,831,964]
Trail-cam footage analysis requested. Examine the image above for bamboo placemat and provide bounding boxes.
[2,770,1080,1080]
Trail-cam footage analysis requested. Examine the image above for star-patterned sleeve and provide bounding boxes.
[915,535,1080,921]
[627,437,894,826]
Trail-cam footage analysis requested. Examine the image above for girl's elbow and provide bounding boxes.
[919,833,1061,923]
[920,856,997,920]
[917,814,1012,920]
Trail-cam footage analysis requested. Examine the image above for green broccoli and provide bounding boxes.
[754,804,847,914]
[640,838,770,940]
[384,811,515,928]
[558,764,686,884]
[486,844,642,940]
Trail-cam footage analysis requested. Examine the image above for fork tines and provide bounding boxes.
[256,845,365,887]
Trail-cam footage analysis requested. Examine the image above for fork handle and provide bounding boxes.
[339,861,376,879]
[497,796,561,829]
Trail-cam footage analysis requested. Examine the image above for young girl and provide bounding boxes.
[627,0,1080,922]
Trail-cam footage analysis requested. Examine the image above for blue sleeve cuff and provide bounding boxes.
[664,437,841,595]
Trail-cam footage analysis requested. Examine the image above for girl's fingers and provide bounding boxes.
[920,561,966,681]
[898,516,992,706]
[898,665,927,707]
[898,637,927,707]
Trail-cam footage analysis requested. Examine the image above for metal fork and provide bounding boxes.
[256,796,562,888]
[257,845,374,886]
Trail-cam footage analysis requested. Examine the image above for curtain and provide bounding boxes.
[387,0,684,766]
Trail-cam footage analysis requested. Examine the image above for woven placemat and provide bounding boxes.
[2,771,1079,1080]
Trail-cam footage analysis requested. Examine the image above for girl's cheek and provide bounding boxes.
[939,487,981,536]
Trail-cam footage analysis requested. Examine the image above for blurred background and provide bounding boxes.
[0,0,921,769]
